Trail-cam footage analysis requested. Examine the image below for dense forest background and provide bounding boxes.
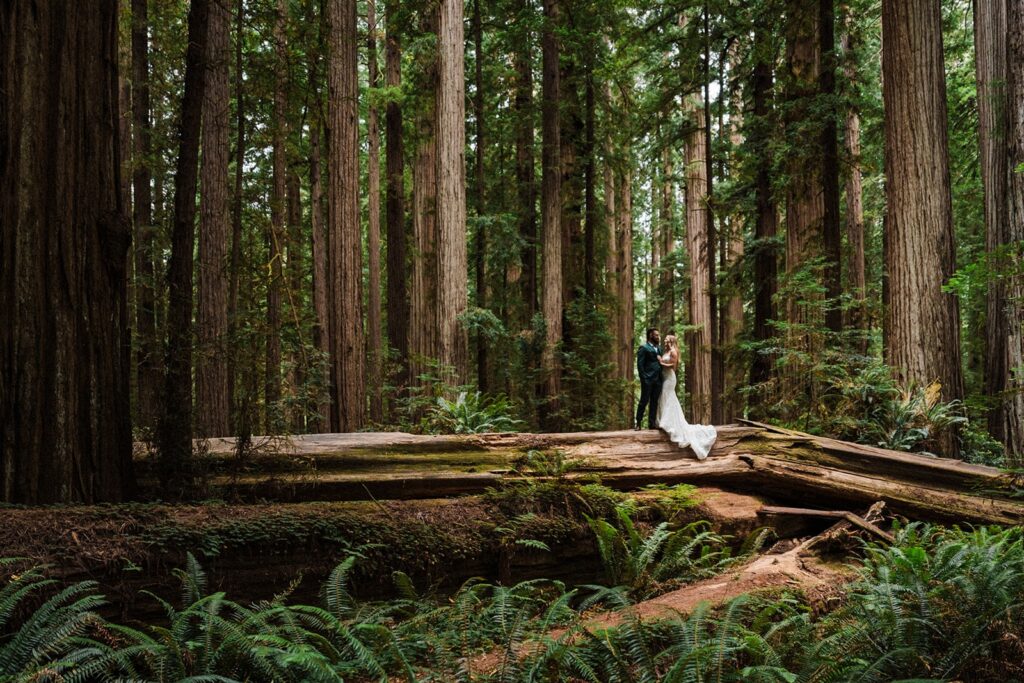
[3,0,1024,504]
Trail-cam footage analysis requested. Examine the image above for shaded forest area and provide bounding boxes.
[3,0,1024,504]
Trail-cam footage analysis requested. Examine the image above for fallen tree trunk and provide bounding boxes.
[132,424,1024,526]
[758,505,894,543]
[473,503,887,676]
[0,487,768,621]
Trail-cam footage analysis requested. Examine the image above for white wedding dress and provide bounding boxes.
[657,359,717,460]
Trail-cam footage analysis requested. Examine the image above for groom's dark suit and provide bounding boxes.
[636,342,663,429]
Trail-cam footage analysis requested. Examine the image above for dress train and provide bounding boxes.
[657,366,717,460]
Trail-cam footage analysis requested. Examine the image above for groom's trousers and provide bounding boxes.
[636,380,662,429]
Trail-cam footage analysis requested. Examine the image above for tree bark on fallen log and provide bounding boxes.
[758,505,894,544]
[472,503,888,676]
[149,423,1024,525]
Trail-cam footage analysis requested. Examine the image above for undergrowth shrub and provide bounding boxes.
[7,521,1024,681]
[586,506,735,598]
[807,523,1024,682]
[0,560,108,683]
[428,391,526,435]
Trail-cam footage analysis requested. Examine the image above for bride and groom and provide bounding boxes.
[635,328,717,460]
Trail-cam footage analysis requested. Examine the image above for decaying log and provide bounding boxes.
[474,505,879,675]
[758,505,894,544]
[136,424,1024,527]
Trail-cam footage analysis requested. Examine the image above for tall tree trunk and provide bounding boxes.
[749,26,779,395]
[703,5,722,425]
[473,0,488,391]
[118,30,132,235]
[197,0,232,438]
[160,0,211,491]
[559,31,584,309]
[410,9,439,389]
[541,0,563,424]
[515,0,538,321]
[685,90,713,424]
[266,0,288,432]
[132,0,161,432]
[651,143,662,322]
[437,0,468,382]
[1004,0,1024,462]
[367,0,383,421]
[310,121,330,431]
[723,82,745,421]
[228,0,246,430]
[881,0,964,450]
[658,145,675,329]
[841,7,867,351]
[1,1,133,503]
[583,69,597,299]
[385,0,408,406]
[616,165,635,425]
[783,0,824,419]
[976,0,1015,452]
[604,87,620,422]
[326,0,365,431]
[285,169,305,429]
[820,0,842,333]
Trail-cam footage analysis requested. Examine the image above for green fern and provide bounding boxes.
[0,565,110,682]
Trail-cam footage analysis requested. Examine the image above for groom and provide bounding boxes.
[635,328,662,430]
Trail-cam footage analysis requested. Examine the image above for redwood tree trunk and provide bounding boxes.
[473,0,489,391]
[781,0,825,422]
[1000,0,1024,461]
[436,0,469,382]
[658,145,675,331]
[197,0,233,438]
[616,165,635,424]
[583,69,597,299]
[651,144,662,321]
[702,6,722,425]
[841,8,867,350]
[410,9,439,388]
[132,0,161,432]
[604,88,620,420]
[515,0,538,321]
[266,0,288,431]
[881,0,964,444]
[326,0,365,431]
[976,0,1021,455]
[685,83,713,424]
[310,121,330,431]
[541,0,564,424]
[749,26,779,394]
[286,169,304,429]
[723,83,745,421]
[559,41,584,309]
[227,0,246,429]
[160,0,211,490]
[385,0,408,405]
[1,1,134,503]
[367,0,383,422]
[820,0,842,334]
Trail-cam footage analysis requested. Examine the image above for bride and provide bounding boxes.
[656,335,717,460]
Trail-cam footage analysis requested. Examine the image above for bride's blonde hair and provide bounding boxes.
[663,335,679,367]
